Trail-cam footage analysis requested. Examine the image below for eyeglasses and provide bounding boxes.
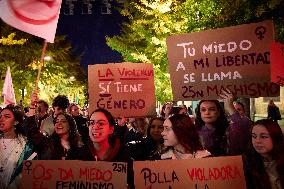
[87,120,109,129]
[163,126,173,132]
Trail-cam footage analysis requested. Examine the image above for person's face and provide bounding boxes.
[70,105,80,117]
[37,102,47,114]
[179,108,187,115]
[0,109,16,133]
[252,124,273,158]
[54,114,70,136]
[200,101,220,125]
[161,119,179,148]
[149,119,164,141]
[88,112,113,143]
[163,104,172,116]
[53,106,63,116]
[233,103,245,116]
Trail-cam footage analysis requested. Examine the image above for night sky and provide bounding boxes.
[56,0,124,70]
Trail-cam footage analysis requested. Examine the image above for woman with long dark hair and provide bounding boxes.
[25,111,87,160]
[24,92,88,160]
[195,100,228,156]
[0,106,35,188]
[243,119,284,189]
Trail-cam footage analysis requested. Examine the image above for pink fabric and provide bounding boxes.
[0,0,62,43]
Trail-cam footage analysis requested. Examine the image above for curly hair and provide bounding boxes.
[1,105,25,136]
[52,95,70,110]
[52,113,82,148]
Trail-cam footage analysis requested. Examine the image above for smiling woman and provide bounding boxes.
[24,111,89,160]
[85,108,126,161]
[84,108,134,188]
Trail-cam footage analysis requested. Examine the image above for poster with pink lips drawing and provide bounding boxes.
[0,0,62,43]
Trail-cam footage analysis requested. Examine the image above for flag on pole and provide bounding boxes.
[0,0,62,43]
[2,67,16,106]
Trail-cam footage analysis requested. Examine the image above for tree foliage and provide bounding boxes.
[107,0,284,103]
[0,21,87,107]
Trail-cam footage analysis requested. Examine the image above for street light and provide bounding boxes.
[44,56,51,61]
[70,76,75,81]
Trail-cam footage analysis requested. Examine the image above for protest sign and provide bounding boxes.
[270,42,284,86]
[167,20,279,100]
[134,156,246,189]
[88,62,156,117]
[0,0,62,43]
[21,160,127,189]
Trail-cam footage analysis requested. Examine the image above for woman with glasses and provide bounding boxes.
[160,114,211,160]
[0,105,35,189]
[85,108,128,161]
[85,108,134,188]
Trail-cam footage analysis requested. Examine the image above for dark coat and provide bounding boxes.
[268,105,281,122]
[126,136,163,160]
[85,138,135,189]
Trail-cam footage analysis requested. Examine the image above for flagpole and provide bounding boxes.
[35,40,48,92]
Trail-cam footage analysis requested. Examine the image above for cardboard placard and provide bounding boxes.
[134,156,246,189]
[88,62,156,117]
[21,160,127,189]
[270,42,284,86]
[167,20,279,100]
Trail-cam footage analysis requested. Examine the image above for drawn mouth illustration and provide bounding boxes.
[7,0,61,25]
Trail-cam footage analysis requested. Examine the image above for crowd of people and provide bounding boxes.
[0,89,283,189]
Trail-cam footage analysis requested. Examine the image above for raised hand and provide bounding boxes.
[219,88,236,115]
